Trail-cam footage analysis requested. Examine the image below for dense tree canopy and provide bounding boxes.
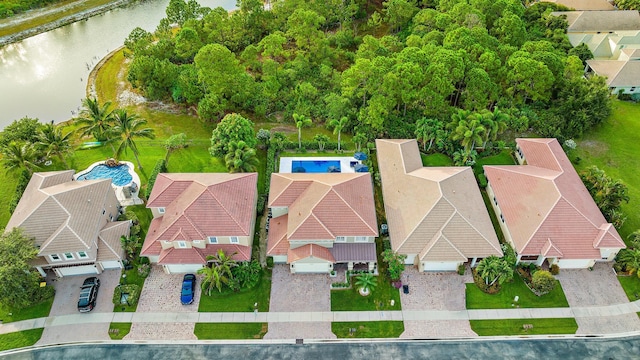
[124,0,612,150]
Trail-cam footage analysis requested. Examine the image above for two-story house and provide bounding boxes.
[267,173,378,274]
[6,170,130,277]
[141,173,258,274]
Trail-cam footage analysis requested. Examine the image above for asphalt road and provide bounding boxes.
[2,336,639,360]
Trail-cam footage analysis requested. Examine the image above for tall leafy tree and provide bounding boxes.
[36,124,72,168]
[618,249,640,278]
[1,142,40,174]
[351,132,367,152]
[415,117,443,152]
[75,97,115,142]
[210,113,257,157]
[112,109,156,170]
[328,116,348,151]
[293,113,312,149]
[224,140,259,173]
[313,134,330,152]
[164,133,188,163]
[580,166,630,226]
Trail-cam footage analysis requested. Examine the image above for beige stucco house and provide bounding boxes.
[6,170,130,277]
[376,139,502,272]
[484,138,625,269]
[542,0,615,11]
[141,173,258,274]
[267,173,378,274]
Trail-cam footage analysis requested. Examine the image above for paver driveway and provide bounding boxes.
[557,262,640,334]
[37,269,121,345]
[264,265,336,339]
[125,266,199,340]
[399,267,477,338]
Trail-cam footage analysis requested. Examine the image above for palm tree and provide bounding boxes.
[618,249,640,278]
[329,116,348,151]
[112,109,155,170]
[476,256,514,286]
[198,265,227,295]
[75,97,115,141]
[449,111,486,152]
[479,109,508,148]
[628,230,640,249]
[206,249,238,280]
[293,113,312,149]
[224,140,259,173]
[1,141,40,174]
[354,273,377,295]
[313,134,330,152]
[415,117,443,152]
[36,124,72,168]
[352,132,367,152]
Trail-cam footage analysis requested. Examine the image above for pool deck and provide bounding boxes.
[74,160,143,207]
[279,157,359,173]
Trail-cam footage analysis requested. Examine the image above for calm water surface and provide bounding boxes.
[0,0,235,129]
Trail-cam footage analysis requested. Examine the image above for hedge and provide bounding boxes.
[145,159,167,199]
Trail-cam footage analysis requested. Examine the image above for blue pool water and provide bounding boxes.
[77,164,132,186]
[291,160,341,173]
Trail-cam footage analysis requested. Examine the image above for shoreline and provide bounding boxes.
[0,0,136,47]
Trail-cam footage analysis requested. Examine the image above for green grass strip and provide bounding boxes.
[470,318,577,336]
[0,328,43,351]
[332,321,404,338]
[194,323,267,339]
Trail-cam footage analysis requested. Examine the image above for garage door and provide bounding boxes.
[422,262,459,272]
[101,261,122,269]
[164,264,203,274]
[56,265,99,277]
[293,262,330,273]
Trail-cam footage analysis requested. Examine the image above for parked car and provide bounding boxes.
[181,274,196,305]
[78,276,100,313]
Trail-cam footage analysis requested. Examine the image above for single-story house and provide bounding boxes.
[542,0,615,11]
[484,138,625,269]
[376,139,502,272]
[267,173,378,274]
[6,170,130,277]
[141,173,258,274]
[586,59,640,94]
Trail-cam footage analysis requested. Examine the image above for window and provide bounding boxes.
[50,254,61,262]
[207,236,218,244]
[102,209,106,215]
[177,241,187,248]
[158,207,165,214]
[77,251,88,259]
[193,240,201,245]
[500,214,505,223]
[230,236,239,244]
[335,236,346,242]
[520,255,538,261]
[493,196,498,206]
[64,252,74,260]
[355,236,368,242]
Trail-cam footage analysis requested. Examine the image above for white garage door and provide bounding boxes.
[164,264,203,274]
[293,262,330,273]
[57,265,99,277]
[422,262,459,272]
[101,261,122,269]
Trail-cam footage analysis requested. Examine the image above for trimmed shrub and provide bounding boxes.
[256,194,266,215]
[550,264,560,275]
[531,270,556,295]
[137,264,151,278]
[145,159,167,199]
[457,264,466,275]
[112,284,141,306]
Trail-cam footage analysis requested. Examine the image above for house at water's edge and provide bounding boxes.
[6,170,130,277]
[141,173,257,274]
[376,139,502,272]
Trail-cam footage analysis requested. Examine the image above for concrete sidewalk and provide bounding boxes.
[3,299,640,335]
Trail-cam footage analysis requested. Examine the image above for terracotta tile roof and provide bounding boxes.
[376,139,502,262]
[97,221,130,262]
[330,243,377,262]
[288,244,335,263]
[144,173,257,260]
[6,171,120,259]
[266,214,289,255]
[268,173,378,240]
[484,138,625,260]
[158,244,251,265]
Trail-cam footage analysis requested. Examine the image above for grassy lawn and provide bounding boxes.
[332,321,404,338]
[421,153,453,166]
[198,268,271,312]
[194,323,267,339]
[0,0,116,38]
[0,328,44,351]
[470,318,577,336]
[618,275,640,301]
[466,275,569,309]
[0,298,53,323]
[331,274,401,311]
[575,100,640,238]
[108,322,131,340]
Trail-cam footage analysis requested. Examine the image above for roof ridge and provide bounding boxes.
[207,185,248,235]
[520,197,560,253]
[268,174,293,206]
[287,183,332,237]
[398,195,443,251]
[50,194,92,250]
[443,201,503,254]
[330,183,377,235]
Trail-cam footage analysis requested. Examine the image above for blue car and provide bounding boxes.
[181,274,196,305]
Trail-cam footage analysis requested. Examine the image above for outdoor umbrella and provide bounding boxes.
[354,164,369,172]
[354,152,368,161]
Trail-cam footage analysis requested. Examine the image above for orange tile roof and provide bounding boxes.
[484,138,625,260]
[266,215,289,255]
[287,244,335,263]
[144,173,257,262]
[268,173,378,240]
[157,244,251,265]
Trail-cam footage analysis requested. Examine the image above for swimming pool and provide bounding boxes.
[291,160,341,173]
[76,164,133,186]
